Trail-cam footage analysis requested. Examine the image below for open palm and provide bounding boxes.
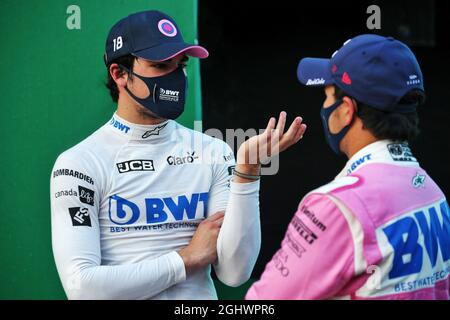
[237,111,307,165]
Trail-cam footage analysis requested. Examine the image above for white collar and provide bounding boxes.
[336,140,420,179]
[105,112,175,143]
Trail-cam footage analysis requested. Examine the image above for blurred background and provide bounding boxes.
[0,0,448,299]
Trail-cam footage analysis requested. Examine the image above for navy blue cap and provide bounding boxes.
[104,10,208,65]
[297,34,424,112]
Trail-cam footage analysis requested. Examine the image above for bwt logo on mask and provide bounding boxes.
[159,88,180,102]
[382,200,450,279]
[108,192,209,225]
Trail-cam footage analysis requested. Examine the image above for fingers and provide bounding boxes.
[275,111,287,134]
[261,117,276,159]
[293,123,307,143]
[265,117,276,139]
[213,217,224,228]
[260,113,307,157]
[203,213,224,229]
[284,116,303,140]
[277,116,307,151]
[207,211,225,222]
[239,113,306,166]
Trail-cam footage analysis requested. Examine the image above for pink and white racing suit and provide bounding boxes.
[246,140,449,300]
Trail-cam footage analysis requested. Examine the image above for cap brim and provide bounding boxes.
[134,42,209,62]
[297,58,333,86]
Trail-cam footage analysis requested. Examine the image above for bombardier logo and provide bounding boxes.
[159,88,179,102]
[53,169,94,185]
[306,78,325,86]
[117,160,155,173]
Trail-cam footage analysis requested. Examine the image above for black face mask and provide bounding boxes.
[320,99,353,154]
[120,65,187,120]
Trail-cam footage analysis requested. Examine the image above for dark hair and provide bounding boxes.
[333,85,424,142]
[105,55,136,102]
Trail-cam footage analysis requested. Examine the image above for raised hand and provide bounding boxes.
[236,111,307,166]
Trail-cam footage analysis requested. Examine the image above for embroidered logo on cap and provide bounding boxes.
[331,64,338,74]
[342,72,352,85]
[158,19,177,37]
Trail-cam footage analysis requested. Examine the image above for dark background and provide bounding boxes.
[199,0,450,277]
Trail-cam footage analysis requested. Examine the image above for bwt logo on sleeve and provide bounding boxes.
[380,200,450,280]
[116,160,155,173]
[108,192,209,225]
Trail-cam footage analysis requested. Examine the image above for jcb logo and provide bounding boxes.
[116,160,154,173]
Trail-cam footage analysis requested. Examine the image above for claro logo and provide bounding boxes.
[167,152,199,166]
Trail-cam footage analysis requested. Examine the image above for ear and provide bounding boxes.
[340,96,357,126]
[109,63,128,89]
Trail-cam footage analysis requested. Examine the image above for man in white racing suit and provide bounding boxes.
[50,10,307,299]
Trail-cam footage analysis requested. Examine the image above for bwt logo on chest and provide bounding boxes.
[382,200,450,279]
[108,192,209,225]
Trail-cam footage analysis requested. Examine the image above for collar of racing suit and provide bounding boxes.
[336,139,421,179]
[106,112,176,143]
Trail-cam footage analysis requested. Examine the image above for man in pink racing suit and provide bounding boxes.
[246,34,449,300]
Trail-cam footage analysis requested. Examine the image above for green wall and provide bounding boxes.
[0,0,206,299]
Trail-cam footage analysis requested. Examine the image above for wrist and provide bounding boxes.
[236,147,261,167]
[232,164,261,183]
[235,163,261,175]
[177,248,196,275]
